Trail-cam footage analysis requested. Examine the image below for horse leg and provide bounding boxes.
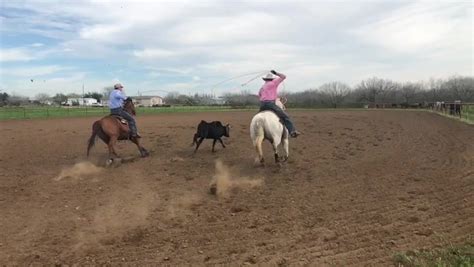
[273,149,279,163]
[212,139,217,152]
[194,137,204,153]
[272,137,282,164]
[218,138,226,148]
[282,136,289,162]
[108,136,119,157]
[131,137,149,157]
[106,136,119,166]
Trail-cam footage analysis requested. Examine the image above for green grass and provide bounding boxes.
[0,106,258,120]
[0,106,109,120]
[393,242,474,267]
[430,105,474,124]
[2,105,473,122]
[462,105,474,123]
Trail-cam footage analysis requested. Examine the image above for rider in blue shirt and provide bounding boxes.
[109,83,140,138]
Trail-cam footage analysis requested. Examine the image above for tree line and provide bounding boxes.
[168,75,472,107]
[1,75,472,107]
[220,75,473,108]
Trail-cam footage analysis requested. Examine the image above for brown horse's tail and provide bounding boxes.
[87,121,102,157]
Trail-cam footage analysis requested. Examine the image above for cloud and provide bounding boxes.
[0,0,472,97]
[133,48,178,59]
[1,65,67,77]
[353,2,472,54]
[170,12,288,45]
[80,23,131,42]
[0,48,36,62]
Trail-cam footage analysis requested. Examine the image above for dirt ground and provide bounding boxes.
[0,110,473,266]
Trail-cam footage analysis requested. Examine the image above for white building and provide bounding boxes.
[132,96,164,107]
[64,97,98,106]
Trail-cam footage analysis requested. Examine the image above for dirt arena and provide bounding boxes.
[0,110,473,265]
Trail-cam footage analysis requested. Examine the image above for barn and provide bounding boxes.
[132,96,165,107]
[64,97,98,106]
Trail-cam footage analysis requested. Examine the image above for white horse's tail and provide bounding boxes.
[250,116,265,164]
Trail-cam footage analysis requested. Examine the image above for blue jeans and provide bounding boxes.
[260,101,295,133]
[110,107,137,135]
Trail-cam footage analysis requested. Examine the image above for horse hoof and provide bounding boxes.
[105,159,113,167]
[254,158,265,167]
[140,149,150,157]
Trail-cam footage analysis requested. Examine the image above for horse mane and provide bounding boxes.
[123,98,136,116]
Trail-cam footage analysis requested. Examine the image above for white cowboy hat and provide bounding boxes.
[262,73,275,81]
[114,83,124,89]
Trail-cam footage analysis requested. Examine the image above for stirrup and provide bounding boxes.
[290,130,301,138]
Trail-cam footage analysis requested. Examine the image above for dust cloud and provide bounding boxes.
[73,176,157,252]
[54,161,103,181]
[167,193,202,219]
[210,159,264,198]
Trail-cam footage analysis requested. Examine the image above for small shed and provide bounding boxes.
[133,96,164,107]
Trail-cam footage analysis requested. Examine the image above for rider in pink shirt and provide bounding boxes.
[259,75,285,101]
[258,70,301,138]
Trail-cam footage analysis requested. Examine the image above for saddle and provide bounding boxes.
[259,110,285,125]
[111,115,128,125]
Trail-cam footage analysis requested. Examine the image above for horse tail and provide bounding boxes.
[255,134,264,160]
[250,116,265,162]
[87,121,101,157]
[254,121,264,160]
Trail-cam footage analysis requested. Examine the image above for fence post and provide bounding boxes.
[23,107,26,118]
[46,107,49,118]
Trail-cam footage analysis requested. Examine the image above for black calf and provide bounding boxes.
[192,120,230,153]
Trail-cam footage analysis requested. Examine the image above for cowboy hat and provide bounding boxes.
[114,83,124,89]
[262,73,275,81]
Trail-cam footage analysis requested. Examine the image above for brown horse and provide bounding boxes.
[87,98,149,163]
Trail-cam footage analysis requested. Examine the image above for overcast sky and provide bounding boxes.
[0,0,472,98]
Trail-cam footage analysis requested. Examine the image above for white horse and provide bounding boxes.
[250,98,289,165]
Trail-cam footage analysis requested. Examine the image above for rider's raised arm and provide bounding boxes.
[270,70,286,86]
[271,70,286,80]
[275,72,286,80]
[117,90,127,100]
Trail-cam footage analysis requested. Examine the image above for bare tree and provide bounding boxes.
[35,93,51,104]
[8,94,29,106]
[52,93,67,105]
[222,90,259,106]
[356,77,398,103]
[423,78,444,102]
[0,92,9,106]
[84,92,103,102]
[400,82,422,104]
[443,76,474,101]
[319,82,351,108]
[67,93,81,98]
